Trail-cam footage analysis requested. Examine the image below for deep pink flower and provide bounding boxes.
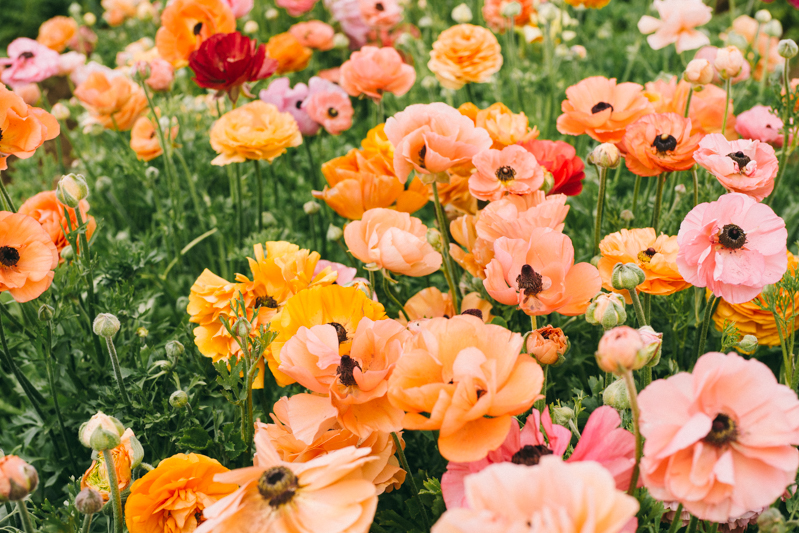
[0,38,60,87]
[735,105,786,147]
[259,77,320,136]
[359,0,402,29]
[302,77,354,136]
[325,0,371,48]
[676,192,787,304]
[276,0,318,16]
[223,0,253,17]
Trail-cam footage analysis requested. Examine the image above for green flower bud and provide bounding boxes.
[89,427,121,451]
[75,488,104,515]
[332,33,349,49]
[620,209,634,222]
[38,304,55,321]
[327,224,343,242]
[754,9,772,23]
[127,435,144,468]
[763,20,783,38]
[611,263,646,291]
[426,228,442,251]
[585,293,627,330]
[79,412,125,448]
[736,334,758,354]
[61,245,75,262]
[588,143,621,169]
[603,378,631,410]
[778,39,798,59]
[303,201,321,215]
[233,318,251,338]
[169,390,189,409]
[165,340,184,358]
[136,327,149,339]
[56,173,89,208]
[451,3,473,23]
[550,405,574,426]
[757,508,786,533]
[500,1,522,17]
[93,313,120,337]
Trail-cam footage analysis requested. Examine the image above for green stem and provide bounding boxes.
[383,273,410,322]
[594,166,608,255]
[696,295,718,360]
[666,504,684,533]
[685,515,699,533]
[683,87,694,118]
[73,208,104,364]
[631,174,642,219]
[102,448,123,533]
[0,312,47,419]
[622,370,642,495]
[641,365,652,389]
[0,176,17,212]
[235,162,244,248]
[45,321,78,473]
[707,521,719,533]
[104,336,132,408]
[628,289,648,327]
[721,78,731,136]
[691,166,699,207]
[16,501,35,533]
[390,432,431,532]
[304,137,321,191]
[254,159,263,233]
[174,149,207,231]
[651,174,667,234]
[535,365,548,412]
[768,56,793,207]
[431,184,460,311]
[81,514,93,533]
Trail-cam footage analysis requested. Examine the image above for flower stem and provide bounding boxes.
[235,163,244,248]
[622,370,642,495]
[431,184,460,311]
[383,273,410,322]
[81,514,93,533]
[628,289,648,327]
[16,501,34,533]
[102,448,124,533]
[630,174,641,221]
[304,136,321,191]
[768,56,793,207]
[44,321,78,473]
[690,166,699,207]
[685,515,699,533]
[721,78,731,136]
[594,165,608,255]
[73,208,105,364]
[0,173,17,212]
[0,312,47,420]
[651,174,666,234]
[254,159,263,232]
[391,432,431,532]
[104,336,132,408]
[695,295,718,361]
[535,365,548,412]
[683,87,694,118]
[666,504,683,533]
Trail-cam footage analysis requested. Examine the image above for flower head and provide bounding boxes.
[155,0,236,68]
[81,428,141,501]
[621,113,702,176]
[302,77,354,136]
[400,287,493,325]
[223,0,253,17]
[74,71,147,131]
[0,455,39,502]
[428,24,503,90]
[482,0,536,32]
[130,115,178,162]
[0,84,60,170]
[469,145,545,201]
[37,16,78,52]
[339,46,415,101]
[644,75,737,138]
[189,32,277,97]
[637,0,711,53]
[276,0,318,16]
[694,133,779,201]
[0,38,61,87]
[526,325,568,365]
[735,105,786,147]
[18,190,96,259]
[518,139,585,196]
[359,0,402,28]
[460,102,538,148]
[0,212,58,302]
[596,326,647,373]
[289,21,336,50]
[144,58,174,91]
[259,78,318,136]
[266,33,312,74]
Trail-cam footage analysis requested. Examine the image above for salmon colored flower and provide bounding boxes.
[463,102,538,149]
[259,78,318,136]
[677,193,788,304]
[209,101,302,165]
[188,32,277,98]
[693,134,779,202]
[482,0,535,32]
[339,46,415,101]
[735,105,786,147]
[289,21,336,51]
[143,58,174,92]
[0,38,61,87]
[12,84,40,106]
[223,0,253,17]
[125,454,237,533]
[518,139,586,196]
[359,0,402,28]
[344,208,442,277]
[469,145,545,201]
[302,77,354,136]
[644,76,736,139]
[317,67,341,83]
[730,15,781,81]
[266,33,312,75]
[484,229,601,316]
[130,115,179,162]
[436,171,478,215]
[526,325,569,365]
[621,113,702,177]
[0,212,58,303]
[557,76,654,143]
[400,287,493,325]
[0,84,60,170]
[428,24,503,90]
[276,0,318,16]
[327,0,370,47]
[639,351,799,523]
[694,46,750,85]
[637,0,711,53]
[0,455,39,501]
[36,16,78,52]
[81,429,140,501]
[74,71,147,131]
[384,102,492,183]
[18,191,96,259]
[155,0,236,68]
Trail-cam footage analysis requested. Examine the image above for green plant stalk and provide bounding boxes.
[383,273,411,322]
[0,312,47,420]
[81,514,93,533]
[304,137,322,191]
[666,504,684,533]
[174,149,208,231]
[691,166,699,207]
[235,163,245,248]
[104,335,132,408]
[628,289,648,327]
[696,295,718,361]
[73,208,105,364]
[683,86,694,118]
[16,501,35,533]
[721,78,731,136]
[534,365,548,412]
[772,306,792,386]
[390,432,431,532]
[44,321,78,473]
[254,159,263,232]
[707,521,718,533]
[630,174,642,220]
[651,174,667,234]
[622,370,642,495]
[431,184,460,311]
[768,56,793,206]
[594,165,608,255]
[685,515,699,533]
[102,448,124,533]
[0,175,17,212]
[641,365,653,389]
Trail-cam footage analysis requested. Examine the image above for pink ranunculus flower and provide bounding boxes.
[276,0,318,16]
[441,406,636,509]
[344,208,442,277]
[56,51,87,77]
[694,46,750,84]
[0,38,61,87]
[302,76,354,136]
[339,46,415,101]
[359,0,402,29]
[637,0,712,54]
[259,77,320,136]
[693,133,779,202]
[735,105,786,147]
[384,102,492,184]
[676,193,787,304]
[144,58,174,92]
[325,0,371,48]
[469,145,545,201]
[223,0,253,17]
[639,351,799,523]
[289,21,336,51]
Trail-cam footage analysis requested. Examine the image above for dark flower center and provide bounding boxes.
[0,246,20,267]
[726,151,751,170]
[718,224,746,250]
[703,414,737,447]
[637,247,657,263]
[510,444,553,466]
[495,165,516,184]
[375,1,385,10]
[516,264,544,296]
[19,51,35,60]
[418,144,427,169]
[295,100,303,109]
[652,133,677,153]
[0,128,3,143]
[193,22,203,36]
[591,102,613,114]
[461,308,483,320]
[258,466,298,507]
[327,322,348,344]
[255,296,278,309]
[328,107,339,118]
[336,355,362,387]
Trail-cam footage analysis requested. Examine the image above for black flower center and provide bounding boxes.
[461,309,483,320]
[375,1,385,10]
[328,107,339,118]
[295,100,303,109]
[510,444,553,466]
[19,51,35,60]
[327,322,348,344]
[258,466,298,507]
[0,246,20,267]
[718,224,746,250]
[652,133,677,153]
[703,414,737,447]
[336,355,362,387]
[495,165,516,184]
[637,247,657,263]
[255,296,278,309]
[418,144,427,169]
[726,151,751,170]
[516,264,544,296]
[193,22,203,36]
[591,102,613,114]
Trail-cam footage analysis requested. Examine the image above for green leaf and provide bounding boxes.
[178,426,213,451]
[490,316,508,328]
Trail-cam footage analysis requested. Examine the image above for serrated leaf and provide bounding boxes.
[178,427,213,450]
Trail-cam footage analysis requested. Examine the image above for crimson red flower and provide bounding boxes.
[188,32,277,100]
[519,139,585,196]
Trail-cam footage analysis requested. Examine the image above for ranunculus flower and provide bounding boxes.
[621,112,702,177]
[223,0,253,17]
[259,77,318,136]
[359,0,402,29]
[0,85,59,171]
[693,133,779,201]
[428,24,503,90]
[129,115,179,162]
[155,0,236,68]
[676,193,787,304]
[526,325,569,365]
[302,76,354,136]
[482,0,536,32]
[74,71,148,131]
[469,144,545,201]
[596,326,647,373]
[266,32,312,74]
[735,105,786,147]
[460,102,538,148]
[325,0,371,48]
[714,45,746,80]
[344,208,442,276]
[399,287,493,325]
[637,0,712,53]
[276,0,318,16]
[289,21,336,50]
[0,38,61,87]
[518,139,586,196]
[0,212,58,303]
[143,58,174,92]
[0,455,39,501]
[56,51,87,77]
[11,84,40,105]
[36,16,78,52]
[694,46,750,84]
[339,46,415,101]
[81,428,141,501]
[18,191,96,259]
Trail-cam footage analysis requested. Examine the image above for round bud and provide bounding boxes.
[757,508,786,533]
[233,318,251,338]
[610,263,646,291]
[588,143,620,169]
[68,2,82,16]
[714,46,745,80]
[570,45,587,59]
[754,9,772,23]
[38,304,55,322]
[265,7,278,19]
[145,166,160,180]
[602,378,631,410]
[89,427,121,451]
[639,325,664,367]
[79,412,125,449]
[243,20,259,34]
[75,488,103,514]
[726,31,749,50]
[262,212,277,227]
[421,76,438,90]
[620,209,634,222]
[562,30,577,42]
[426,228,442,251]
[596,326,647,374]
[674,183,686,194]
[537,3,559,23]
[501,1,522,17]
[736,334,758,354]
[778,39,798,59]
[165,340,184,358]
[418,16,433,28]
[169,390,189,409]
[61,245,75,262]
[332,33,350,49]
[451,3,473,23]
[763,20,783,38]
[0,456,39,502]
[56,173,89,208]
[94,176,112,193]
[303,201,321,215]
[550,405,575,426]
[93,313,120,337]
[585,292,627,330]
[683,58,714,85]
[51,102,70,121]
[83,12,96,26]
[327,224,343,242]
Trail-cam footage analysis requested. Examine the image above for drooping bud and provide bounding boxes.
[38,304,55,321]
[596,326,647,373]
[165,340,184,358]
[639,325,663,366]
[526,325,569,365]
[684,58,714,85]
[243,20,259,34]
[585,292,627,330]
[327,224,343,242]
[93,313,120,337]
[169,390,189,409]
[303,200,321,215]
[0,455,39,502]
[611,263,646,291]
[588,143,620,169]
[714,46,745,80]
[451,3,473,23]
[75,488,104,514]
[736,334,758,354]
[603,378,631,410]
[550,405,575,426]
[778,39,798,59]
[79,412,125,449]
[56,173,89,208]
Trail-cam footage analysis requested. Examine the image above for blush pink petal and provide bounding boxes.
[259,77,320,136]
[735,105,786,147]
[694,134,779,201]
[0,38,61,87]
[469,145,545,201]
[339,46,416,101]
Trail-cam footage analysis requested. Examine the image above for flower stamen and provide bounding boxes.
[336,355,361,387]
[495,165,516,184]
[591,102,614,114]
[0,246,20,268]
[510,444,552,466]
[257,466,298,507]
[703,413,737,447]
[327,322,349,344]
[718,224,746,250]
[652,133,677,153]
[516,264,544,296]
[726,151,751,171]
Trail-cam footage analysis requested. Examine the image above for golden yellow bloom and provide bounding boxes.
[428,24,503,90]
[459,102,539,148]
[360,124,394,165]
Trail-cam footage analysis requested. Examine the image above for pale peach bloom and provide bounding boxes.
[482,0,535,32]
[596,326,647,373]
[289,21,336,51]
[73,70,147,131]
[102,0,139,26]
[428,24,503,90]
[730,15,781,81]
[36,16,78,52]
[683,58,713,85]
[317,67,341,83]
[12,84,40,105]
[470,102,538,148]
[644,76,736,139]
[714,45,745,80]
[400,287,493,325]
[339,46,415,101]
[359,0,402,29]
[637,0,711,53]
[483,229,601,316]
[145,58,174,92]
[694,46,750,84]
[693,134,779,202]
[344,208,442,276]
[469,145,545,201]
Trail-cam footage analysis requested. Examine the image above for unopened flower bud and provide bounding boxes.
[603,378,631,410]
[56,173,89,208]
[265,7,278,19]
[327,224,343,241]
[93,313,120,337]
[83,12,97,26]
[596,326,647,373]
[262,212,277,226]
[537,3,559,23]
[736,334,758,354]
[233,318,251,337]
[763,20,782,38]
[51,102,70,120]
[421,75,438,89]
[451,3,473,23]
[61,245,75,261]
[128,434,144,468]
[89,427,121,451]
[754,9,772,23]
[639,325,663,366]
[68,2,82,16]
[778,39,798,59]
[145,166,159,180]
[620,209,634,222]
[570,45,587,59]
[585,292,627,330]
[715,45,745,79]
[757,508,786,533]
[243,20,259,34]
[611,263,645,291]
[674,183,686,194]
[79,412,125,449]
[303,200,321,215]
[169,390,189,409]
[426,228,442,250]
[0,456,39,502]
[165,340,184,358]
[684,58,714,85]
[726,31,749,50]
[38,304,54,321]
[332,33,350,49]
[501,1,522,17]
[526,325,569,365]
[541,170,554,193]
[75,488,104,514]
[550,406,575,427]
[588,143,620,169]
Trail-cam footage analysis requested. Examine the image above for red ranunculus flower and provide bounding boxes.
[188,32,277,100]
[518,139,586,196]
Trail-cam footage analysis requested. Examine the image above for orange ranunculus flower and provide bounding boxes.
[266,32,312,75]
[18,191,96,259]
[621,112,702,177]
[37,16,78,52]
[388,315,543,462]
[73,71,147,131]
[155,0,235,68]
[209,101,302,166]
[436,168,478,215]
[598,228,690,302]
[0,211,58,302]
[459,102,539,148]
[399,287,493,324]
[557,76,654,143]
[0,84,60,171]
[81,429,138,501]
[130,115,178,162]
[645,76,736,139]
[428,24,503,90]
[482,0,536,32]
[125,454,237,533]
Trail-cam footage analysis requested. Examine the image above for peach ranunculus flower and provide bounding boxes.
[693,134,779,202]
[0,212,58,303]
[195,431,378,533]
[432,458,639,533]
[557,76,654,143]
[344,208,443,277]
[359,0,402,29]
[527,325,569,365]
[73,71,147,131]
[18,191,96,259]
[639,351,799,523]
[428,24,503,90]
[598,228,690,302]
[36,16,78,52]
[637,0,711,53]
[644,76,737,139]
[339,46,416,102]
[209,101,302,166]
[289,21,336,51]
[484,228,601,316]
[384,102,492,184]
[124,454,237,533]
[388,314,543,462]
[459,102,539,148]
[102,0,139,26]
[155,0,235,68]
[144,58,174,92]
[130,115,178,162]
[81,429,141,501]
[400,287,493,325]
[482,0,535,32]
[266,33,312,75]
[621,112,702,177]
[0,84,59,171]
[12,84,41,106]
[469,145,545,201]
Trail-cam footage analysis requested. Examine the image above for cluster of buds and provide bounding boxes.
[526,325,569,365]
[595,325,663,374]
[0,453,39,502]
[585,292,627,329]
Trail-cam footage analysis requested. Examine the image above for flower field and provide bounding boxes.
[1,0,799,531]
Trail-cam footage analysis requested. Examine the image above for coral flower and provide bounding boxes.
[0,455,38,501]
[735,105,786,147]
[188,32,277,98]
[302,77,354,136]
[428,24,503,90]
[125,454,237,533]
[637,0,711,53]
[400,287,493,324]
[339,46,415,101]
[259,78,318,136]
[557,76,654,143]
[384,102,492,183]
[693,134,779,202]
[527,325,569,365]
[469,145,545,201]
[155,0,236,68]
[730,15,781,82]
[598,228,689,301]
[209,101,302,166]
[388,315,543,462]
[518,139,585,196]
[276,0,319,16]
[0,212,58,303]
[12,84,40,106]
[289,21,336,51]
[621,113,702,177]
[0,38,60,87]
[266,33,312,75]
[676,193,787,304]
[344,208,443,277]
[482,0,535,32]
[441,406,637,509]
[644,76,736,139]
[144,58,175,92]
[195,433,378,533]
[694,46,750,85]
[0,84,60,171]
[81,429,140,501]
[18,191,96,259]
[461,102,538,149]
[36,16,78,52]
[639,351,799,523]
[130,115,179,162]
[359,0,402,29]
[73,71,147,131]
